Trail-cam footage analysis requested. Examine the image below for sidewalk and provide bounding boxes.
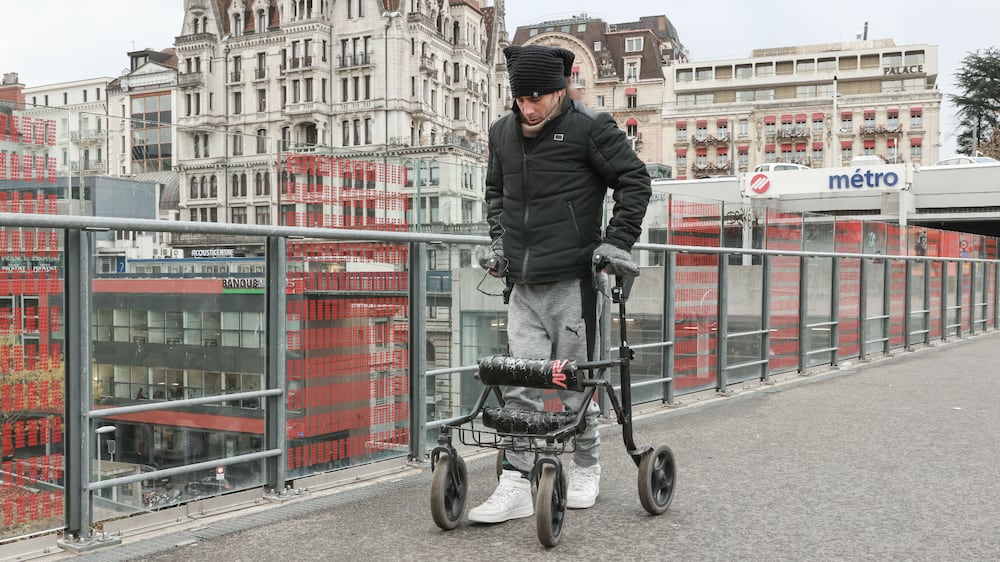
[63,333,1000,561]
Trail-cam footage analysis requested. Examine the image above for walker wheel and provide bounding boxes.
[535,463,566,547]
[638,444,676,515]
[430,452,468,530]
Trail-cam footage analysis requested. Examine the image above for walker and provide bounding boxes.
[429,270,676,546]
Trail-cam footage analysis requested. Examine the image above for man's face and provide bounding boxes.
[515,91,562,125]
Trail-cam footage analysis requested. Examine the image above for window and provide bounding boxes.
[626,63,638,83]
[625,37,643,52]
[695,93,714,105]
[676,69,693,82]
[738,120,749,137]
[841,113,853,132]
[256,129,267,153]
[676,124,687,141]
[257,89,266,112]
[626,122,637,138]
[735,65,752,79]
[796,60,815,73]
[911,110,922,129]
[756,63,773,77]
[696,67,713,80]
[626,93,636,108]
[596,95,605,107]
[593,41,601,51]
[256,205,270,225]
[342,121,350,146]
[232,132,243,156]
[231,206,247,224]
[233,91,242,114]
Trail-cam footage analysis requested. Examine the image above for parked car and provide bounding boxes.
[752,163,809,172]
[934,155,1000,166]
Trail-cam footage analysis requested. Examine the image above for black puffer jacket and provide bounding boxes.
[485,96,651,284]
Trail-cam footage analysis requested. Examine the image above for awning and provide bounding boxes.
[764,143,775,152]
[910,107,923,116]
[863,139,875,148]
[887,108,898,117]
[864,110,875,118]
[696,119,707,127]
[716,118,728,126]
[780,114,792,123]
[716,146,728,154]
[841,140,853,149]
[794,114,807,122]
[676,120,687,128]
[841,111,853,119]
[572,65,580,73]
[812,112,825,121]
[676,148,688,156]
[910,138,923,147]
[887,138,896,148]
[738,145,749,153]
[795,143,807,151]
[625,87,637,95]
[781,143,792,151]
[764,116,776,124]
[625,117,638,126]
[812,141,824,150]
[696,147,707,155]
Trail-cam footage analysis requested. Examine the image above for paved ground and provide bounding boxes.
[65,334,1000,561]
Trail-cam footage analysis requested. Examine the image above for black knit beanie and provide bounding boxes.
[504,45,575,97]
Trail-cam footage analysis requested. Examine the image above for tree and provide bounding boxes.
[949,47,1000,158]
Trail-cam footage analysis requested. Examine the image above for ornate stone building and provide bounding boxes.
[172,0,509,251]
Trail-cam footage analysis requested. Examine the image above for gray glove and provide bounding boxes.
[475,240,508,277]
[593,243,639,277]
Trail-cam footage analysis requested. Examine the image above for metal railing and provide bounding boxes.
[1,210,998,552]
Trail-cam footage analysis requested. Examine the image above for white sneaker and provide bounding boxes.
[467,469,533,524]
[567,462,601,509]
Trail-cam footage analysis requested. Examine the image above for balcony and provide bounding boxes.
[70,129,105,143]
[283,101,323,116]
[254,68,267,81]
[70,160,106,172]
[692,133,730,145]
[178,72,205,88]
[337,52,374,69]
[228,70,243,84]
[861,124,904,136]
[777,127,810,140]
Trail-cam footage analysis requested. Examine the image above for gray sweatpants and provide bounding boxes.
[504,278,602,472]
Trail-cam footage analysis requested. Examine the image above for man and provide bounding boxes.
[468,44,651,524]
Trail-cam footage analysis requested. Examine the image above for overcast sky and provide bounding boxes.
[3,0,996,154]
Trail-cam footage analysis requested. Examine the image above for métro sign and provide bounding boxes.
[744,164,911,198]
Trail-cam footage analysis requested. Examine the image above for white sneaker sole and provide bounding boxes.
[467,504,533,524]
[566,494,597,509]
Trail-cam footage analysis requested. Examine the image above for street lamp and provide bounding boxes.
[94,425,116,493]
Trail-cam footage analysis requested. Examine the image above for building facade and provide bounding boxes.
[664,39,942,178]
[171,0,508,249]
[511,14,689,173]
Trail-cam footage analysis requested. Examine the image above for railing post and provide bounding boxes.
[408,242,428,461]
[830,256,840,367]
[662,251,676,404]
[265,236,287,493]
[904,259,913,350]
[760,254,772,383]
[859,256,868,359]
[955,260,964,337]
[797,255,808,372]
[716,254,729,392]
[882,257,891,355]
[923,260,932,345]
[940,260,949,341]
[994,262,1000,330]
[63,229,93,539]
